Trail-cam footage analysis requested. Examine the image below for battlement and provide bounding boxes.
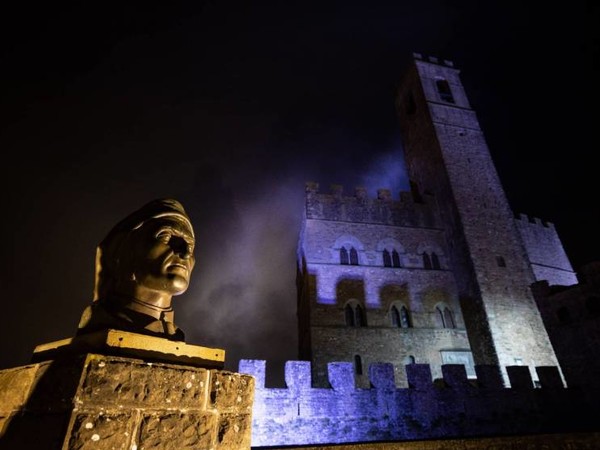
[515,212,554,229]
[241,360,564,392]
[240,359,598,447]
[305,182,438,228]
[412,52,454,68]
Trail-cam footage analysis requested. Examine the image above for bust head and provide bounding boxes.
[78,199,195,340]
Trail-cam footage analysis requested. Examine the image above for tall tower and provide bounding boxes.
[395,54,560,378]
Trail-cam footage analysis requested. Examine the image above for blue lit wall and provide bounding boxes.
[239,360,596,447]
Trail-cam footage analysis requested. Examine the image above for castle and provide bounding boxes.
[240,54,600,447]
[1,53,596,450]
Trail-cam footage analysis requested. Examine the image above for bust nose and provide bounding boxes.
[172,237,192,259]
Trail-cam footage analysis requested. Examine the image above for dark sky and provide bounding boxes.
[2,1,597,385]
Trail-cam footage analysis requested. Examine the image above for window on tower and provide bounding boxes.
[436,305,456,329]
[390,304,412,328]
[436,79,455,103]
[345,304,355,326]
[345,301,367,327]
[355,304,365,326]
[392,249,401,268]
[390,305,401,327]
[350,247,359,265]
[383,249,392,267]
[431,252,441,270]
[401,306,412,328]
[423,252,432,270]
[340,247,349,265]
[354,355,363,375]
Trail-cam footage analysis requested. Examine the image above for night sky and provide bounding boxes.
[2,2,597,386]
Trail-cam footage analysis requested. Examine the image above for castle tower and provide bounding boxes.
[394,54,561,379]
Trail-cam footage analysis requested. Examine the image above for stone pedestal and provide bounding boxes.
[0,334,254,450]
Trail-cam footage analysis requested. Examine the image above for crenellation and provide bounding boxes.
[354,186,367,200]
[406,363,433,390]
[325,362,354,391]
[474,365,504,389]
[506,366,534,389]
[441,364,469,390]
[330,184,343,198]
[240,360,594,447]
[536,366,564,388]
[377,188,392,201]
[239,359,266,389]
[285,361,312,391]
[515,212,555,229]
[304,182,437,228]
[368,363,396,390]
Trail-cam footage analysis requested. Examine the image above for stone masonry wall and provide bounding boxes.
[239,359,598,448]
[515,213,578,286]
[0,353,254,450]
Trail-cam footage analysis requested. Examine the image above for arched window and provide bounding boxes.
[346,302,366,327]
[443,307,456,328]
[355,304,365,327]
[340,247,349,265]
[435,306,445,328]
[354,355,363,375]
[436,79,455,103]
[345,304,355,326]
[423,252,432,269]
[390,305,401,327]
[400,306,412,328]
[431,252,440,270]
[436,305,456,328]
[392,249,401,268]
[350,247,359,265]
[383,249,392,267]
[391,304,412,328]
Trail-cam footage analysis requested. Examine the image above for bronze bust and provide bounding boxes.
[77,198,195,341]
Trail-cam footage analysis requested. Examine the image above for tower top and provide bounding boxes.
[412,52,455,68]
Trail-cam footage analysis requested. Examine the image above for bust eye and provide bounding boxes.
[156,231,172,244]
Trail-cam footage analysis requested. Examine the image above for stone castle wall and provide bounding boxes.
[515,213,578,286]
[240,359,598,448]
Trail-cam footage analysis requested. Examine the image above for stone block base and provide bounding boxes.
[0,353,254,449]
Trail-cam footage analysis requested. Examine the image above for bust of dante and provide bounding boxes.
[77,198,195,341]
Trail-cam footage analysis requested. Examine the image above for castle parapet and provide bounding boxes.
[305,182,438,228]
[240,359,595,447]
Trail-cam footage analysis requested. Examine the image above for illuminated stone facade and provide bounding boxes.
[297,54,577,388]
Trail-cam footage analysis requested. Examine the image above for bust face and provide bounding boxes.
[127,216,196,297]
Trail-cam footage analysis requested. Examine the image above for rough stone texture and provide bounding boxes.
[0,352,254,450]
[138,412,216,449]
[532,262,600,390]
[68,412,134,450]
[515,214,578,286]
[78,356,210,409]
[240,359,598,447]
